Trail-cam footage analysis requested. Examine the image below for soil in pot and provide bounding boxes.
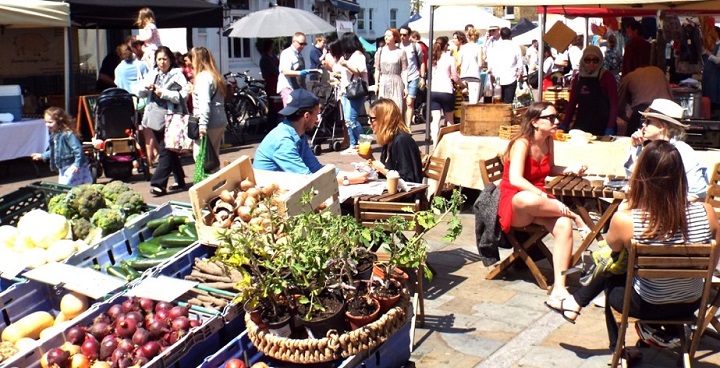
[260,303,293,338]
[353,252,378,282]
[297,290,347,338]
[373,279,404,314]
[346,296,380,330]
[243,299,267,331]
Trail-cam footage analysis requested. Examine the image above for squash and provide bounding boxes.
[14,337,37,352]
[60,292,89,320]
[1,311,54,342]
[54,311,69,326]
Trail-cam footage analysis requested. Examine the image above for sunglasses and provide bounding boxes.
[295,41,308,46]
[368,116,377,123]
[539,114,558,123]
[584,57,600,64]
[400,33,409,37]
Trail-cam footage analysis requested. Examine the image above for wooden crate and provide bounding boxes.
[542,88,570,104]
[460,103,513,136]
[499,125,521,139]
[188,156,340,246]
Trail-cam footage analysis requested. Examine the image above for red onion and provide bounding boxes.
[133,356,149,366]
[81,337,100,360]
[138,298,155,312]
[168,306,189,320]
[107,304,124,320]
[89,321,112,341]
[45,348,70,367]
[92,313,111,325]
[116,319,138,339]
[117,338,135,354]
[111,347,129,365]
[131,328,151,346]
[155,308,169,322]
[189,319,201,329]
[65,326,86,345]
[123,311,144,325]
[122,298,139,313]
[154,301,173,313]
[99,337,118,361]
[147,320,168,339]
[140,341,161,359]
[171,316,190,331]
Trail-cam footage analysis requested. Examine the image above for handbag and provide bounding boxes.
[345,75,369,100]
[164,93,194,153]
[572,240,628,286]
[187,88,217,140]
[204,137,220,172]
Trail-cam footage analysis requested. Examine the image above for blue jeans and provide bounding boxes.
[342,95,364,147]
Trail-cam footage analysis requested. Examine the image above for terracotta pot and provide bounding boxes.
[373,265,409,283]
[345,297,380,330]
[243,300,266,331]
[375,279,403,314]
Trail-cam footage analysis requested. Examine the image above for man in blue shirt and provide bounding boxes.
[253,88,323,174]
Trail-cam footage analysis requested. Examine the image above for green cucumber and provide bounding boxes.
[106,265,130,280]
[156,234,196,248]
[152,247,184,259]
[172,216,190,225]
[125,258,166,271]
[152,220,174,237]
[120,261,141,280]
[138,242,162,257]
[147,217,172,230]
[179,223,198,239]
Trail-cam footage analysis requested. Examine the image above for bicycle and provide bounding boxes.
[223,71,269,144]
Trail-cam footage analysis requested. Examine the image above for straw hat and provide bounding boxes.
[639,98,689,129]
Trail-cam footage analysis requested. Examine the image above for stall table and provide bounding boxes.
[0,118,48,161]
[432,132,720,190]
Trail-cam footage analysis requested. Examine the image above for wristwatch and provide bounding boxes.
[342,176,349,186]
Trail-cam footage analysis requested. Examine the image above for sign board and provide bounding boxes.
[76,95,98,140]
[0,28,64,78]
[336,20,354,34]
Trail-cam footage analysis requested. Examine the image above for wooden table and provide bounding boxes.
[353,183,429,203]
[545,175,626,266]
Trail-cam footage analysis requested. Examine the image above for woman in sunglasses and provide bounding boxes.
[498,101,590,301]
[560,45,619,137]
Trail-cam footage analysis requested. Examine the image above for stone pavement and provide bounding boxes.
[1,125,719,367]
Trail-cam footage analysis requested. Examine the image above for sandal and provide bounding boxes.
[577,225,592,241]
[150,186,166,197]
[169,182,185,191]
[544,298,581,324]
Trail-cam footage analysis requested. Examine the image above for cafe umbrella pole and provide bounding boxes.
[424,5,436,155]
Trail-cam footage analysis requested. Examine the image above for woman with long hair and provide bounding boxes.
[375,28,408,115]
[338,32,368,153]
[138,46,189,196]
[429,36,462,146]
[361,98,422,183]
[548,140,719,358]
[190,46,227,165]
[497,101,590,301]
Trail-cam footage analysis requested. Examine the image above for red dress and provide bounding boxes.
[497,153,552,233]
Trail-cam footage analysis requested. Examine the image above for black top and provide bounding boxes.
[380,131,423,183]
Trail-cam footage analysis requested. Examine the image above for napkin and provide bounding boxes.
[398,178,408,192]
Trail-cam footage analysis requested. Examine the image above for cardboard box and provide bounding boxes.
[460,102,513,136]
[189,155,340,246]
[543,21,577,54]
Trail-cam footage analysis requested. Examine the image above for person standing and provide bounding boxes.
[278,32,310,106]
[429,36,463,146]
[134,7,162,70]
[138,47,189,196]
[338,32,368,154]
[526,39,539,73]
[190,47,227,166]
[483,25,501,68]
[703,27,720,113]
[399,26,426,127]
[617,66,672,136]
[622,20,651,77]
[307,35,326,92]
[375,28,408,115]
[259,39,280,128]
[114,42,147,94]
[487,28,523,104]
[456,30,482,104]
[603,34,622,83]
[31,107,93,186]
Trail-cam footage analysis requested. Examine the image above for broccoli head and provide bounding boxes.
[48,194,78,219]
[113,191,145,216]
[67,184,106,219]
[71,218,92,241]
[101,181,132,204]
[91,208,126,235]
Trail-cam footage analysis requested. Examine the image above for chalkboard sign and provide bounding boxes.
[76,95,98,141]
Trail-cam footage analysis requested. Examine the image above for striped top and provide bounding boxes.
[632,203,712,304]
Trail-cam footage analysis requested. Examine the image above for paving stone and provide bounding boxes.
[471,302,544,333]
[440,332,504,358]
[515,345,589,367]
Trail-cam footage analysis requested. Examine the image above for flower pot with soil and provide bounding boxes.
[297,289,347,338]
[373,278,404,314]
[345,294,381,330]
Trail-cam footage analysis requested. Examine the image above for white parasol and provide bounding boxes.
[225,5,335,38]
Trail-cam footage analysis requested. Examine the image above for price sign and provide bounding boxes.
[127,276,197,302]
[22,262,72,286]
[0,253,29,280]
[64,268,126,300]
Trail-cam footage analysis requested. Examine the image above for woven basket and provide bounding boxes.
[499,125,521,140]
[245,293,410,364]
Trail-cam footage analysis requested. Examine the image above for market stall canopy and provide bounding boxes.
[60,0,222,29]
[426,0,709,7]
[408,6,510,38]
[359,36,377,53]
[0,0,69,28]
[511,18,537,37]
[225,5,335,38]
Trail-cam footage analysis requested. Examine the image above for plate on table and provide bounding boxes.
[605,179,629,190]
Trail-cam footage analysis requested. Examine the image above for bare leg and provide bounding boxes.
[535,216,573,298]
[430,110,443,146]
[405,96,415,128]
[142,128,159,166]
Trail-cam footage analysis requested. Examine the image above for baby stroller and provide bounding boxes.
[92,88,150,181]
[309,77,345,155]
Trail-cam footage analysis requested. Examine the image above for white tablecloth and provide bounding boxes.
[0,118,48,161]
[433,132,720,190]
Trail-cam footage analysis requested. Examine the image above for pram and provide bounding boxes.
[91,88,150,181]
[309,73,345,155]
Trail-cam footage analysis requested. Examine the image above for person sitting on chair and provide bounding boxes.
[545,140,719,362]
[497,101,590,302]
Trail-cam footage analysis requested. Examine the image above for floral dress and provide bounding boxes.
[375,46,407,111]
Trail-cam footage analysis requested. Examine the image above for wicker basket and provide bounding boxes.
[499,125,521,140]
[245,293,410,364]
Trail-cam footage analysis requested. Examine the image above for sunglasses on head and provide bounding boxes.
[584,57,600,64]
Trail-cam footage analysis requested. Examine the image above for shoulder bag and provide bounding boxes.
[346,74,368,100]
[187,87,217,140]
[164,92,195,153]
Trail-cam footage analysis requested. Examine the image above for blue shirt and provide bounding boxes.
[253,120,323,174]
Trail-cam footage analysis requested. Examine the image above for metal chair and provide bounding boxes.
[479,155,553,290]
[610,240,719,368]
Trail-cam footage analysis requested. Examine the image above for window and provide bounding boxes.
[356,9,365,30]
[227,0,249,10]
[277,0,295,7]
[368,8,373,31]
[389,9,397,29]
[227,16,251,59]
[504,6,515,20]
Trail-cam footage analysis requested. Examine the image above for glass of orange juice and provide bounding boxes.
[358,134,373,156]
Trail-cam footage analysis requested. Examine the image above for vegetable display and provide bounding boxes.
[207,180,283,230]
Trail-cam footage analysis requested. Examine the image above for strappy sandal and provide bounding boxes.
[577,226,592,241]
[544,298,581,324]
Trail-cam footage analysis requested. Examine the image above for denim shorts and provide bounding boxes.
[407,78,419,98]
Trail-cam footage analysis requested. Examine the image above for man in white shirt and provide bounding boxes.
[278,32,309,106]
[487,27,522,104]
[525,39,539,72]
[399,26,426,127]
[483,25,501,68]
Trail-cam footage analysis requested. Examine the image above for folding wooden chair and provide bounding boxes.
[479,155,553,290]
[705,162,720,219]
[610,240,719,368]
[354,199,427,326]
[423,155,451,201]
[436,123,460,145]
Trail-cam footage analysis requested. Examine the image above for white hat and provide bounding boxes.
[639,98,689,129]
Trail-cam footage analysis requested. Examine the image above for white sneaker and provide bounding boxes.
[340,147,358,155]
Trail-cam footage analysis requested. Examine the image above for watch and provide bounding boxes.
[342,176,349,186]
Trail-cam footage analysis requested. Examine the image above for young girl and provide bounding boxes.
[31,107,93,186]
[134,7,162,70]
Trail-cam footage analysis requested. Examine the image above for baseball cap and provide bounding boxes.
[278,88,320,116]
[639,98,689,129]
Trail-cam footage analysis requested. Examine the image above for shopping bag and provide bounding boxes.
[187,116,200,140]
[204,138,220,172]
[345,75,368,100]
[164,113,194,153]
[193,136,208,184]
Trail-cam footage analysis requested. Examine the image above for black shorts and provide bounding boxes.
[430,92,454,112]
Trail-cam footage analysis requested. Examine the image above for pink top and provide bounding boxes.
[138,23,162,53]
[431,52,461,94]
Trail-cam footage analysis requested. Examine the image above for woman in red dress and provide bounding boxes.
[497,101,590,301]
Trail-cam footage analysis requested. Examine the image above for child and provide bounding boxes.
[31,107,93,186]
[134,7,162,70]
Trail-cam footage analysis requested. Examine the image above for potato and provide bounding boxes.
[60,292,89,320]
